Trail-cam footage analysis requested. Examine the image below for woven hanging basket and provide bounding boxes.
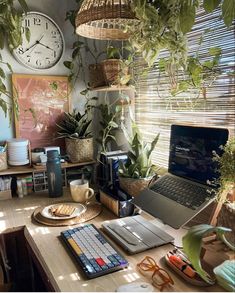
[65,137,94,163]
[75,0,138,40]
[101,59,129,85]
[217,203,235,246]
[119,176,152,197]
[88,63,106,88]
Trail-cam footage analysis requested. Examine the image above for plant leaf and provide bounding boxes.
[180,2,196,34]
[222,0,235,27]
[148,133,160,157]
[203,0,221,12]
[17,0,28,12]
[182,224,234,284]
[209,47,222,56]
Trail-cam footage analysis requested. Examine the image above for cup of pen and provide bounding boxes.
[70,179,94,204]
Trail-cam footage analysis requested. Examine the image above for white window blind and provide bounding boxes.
[135,8,235,168]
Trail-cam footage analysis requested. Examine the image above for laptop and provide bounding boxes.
[102,215,174,254]
[133,125,229,229]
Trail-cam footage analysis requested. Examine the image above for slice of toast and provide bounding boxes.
[50,204,76,217]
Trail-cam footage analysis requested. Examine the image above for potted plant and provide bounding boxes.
[212,137,235,203]
[118,121,160,197]
[101,45,134,86]
[57,101,95,163]
[212,137,235,244]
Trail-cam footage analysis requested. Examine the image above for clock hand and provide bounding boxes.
[38,42,55,51]
[23,34,45,53]
[24,41,38,53]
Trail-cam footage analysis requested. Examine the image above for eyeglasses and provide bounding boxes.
[137,256,174,291]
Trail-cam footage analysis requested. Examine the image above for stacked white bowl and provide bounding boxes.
[7,139,29,166]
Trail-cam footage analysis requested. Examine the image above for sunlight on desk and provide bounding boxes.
[0,220,6,231]
[124,272,141,282]
[0,211,4,218]
[70,272,80,281]
[58,275,64,280]
[35,227,50,235]
[24,206,38,211]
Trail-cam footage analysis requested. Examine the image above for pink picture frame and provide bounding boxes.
[12,74,71,151]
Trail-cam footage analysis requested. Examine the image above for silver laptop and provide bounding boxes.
[133,125,229,229]
[102,215,174,254]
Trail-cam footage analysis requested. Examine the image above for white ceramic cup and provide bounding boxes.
[70,179,94,203]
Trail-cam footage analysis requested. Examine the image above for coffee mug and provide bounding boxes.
[70,179,94,203]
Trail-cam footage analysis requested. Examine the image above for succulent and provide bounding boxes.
[119,122,160,179]
[57,110,92,139]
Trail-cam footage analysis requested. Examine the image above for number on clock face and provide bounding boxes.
[13,12,64,70]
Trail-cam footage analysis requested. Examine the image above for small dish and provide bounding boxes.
[41,202,86,220]
[165,251,212,286]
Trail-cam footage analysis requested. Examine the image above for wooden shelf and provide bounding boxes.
[0,160,96,176]
[91,85,134,92]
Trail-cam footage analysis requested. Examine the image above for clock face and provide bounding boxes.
[12,12,64,70]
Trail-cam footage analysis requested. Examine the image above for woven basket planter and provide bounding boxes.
[217,203,235,246]
[119,176,152,197]
[65,137,94,163]
[101,59,129,86]
[88,63,106,88]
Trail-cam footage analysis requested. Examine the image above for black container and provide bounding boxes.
[46,150,63,197]
[98,186,137,217]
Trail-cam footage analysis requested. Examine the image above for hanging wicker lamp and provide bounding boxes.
[75,0,137,40]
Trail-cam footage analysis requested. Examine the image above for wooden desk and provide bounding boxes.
[0,190,222,292]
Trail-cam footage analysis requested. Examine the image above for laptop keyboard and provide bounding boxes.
[150,175,211,210]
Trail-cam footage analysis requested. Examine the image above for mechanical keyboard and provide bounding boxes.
[60,224,129,279]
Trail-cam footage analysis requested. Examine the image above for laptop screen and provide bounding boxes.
[168,125,229,185]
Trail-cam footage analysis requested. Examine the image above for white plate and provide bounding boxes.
[41,203,86,220]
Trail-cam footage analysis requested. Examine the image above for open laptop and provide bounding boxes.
[102,215,174,254]
[133,125,229,229]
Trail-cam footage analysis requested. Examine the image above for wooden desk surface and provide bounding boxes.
[0,190,222,292]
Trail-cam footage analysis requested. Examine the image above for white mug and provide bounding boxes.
[70,179,94,203]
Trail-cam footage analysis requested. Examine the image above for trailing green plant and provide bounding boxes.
[182,224,235,285]
[157,38,222,98]
[127,0,234,67]
[64,1,106,86]
[57,97,97,139]
[119,121,160,179]
[211,137,235,202]
[96,104,120,153]
[0,0,29,118]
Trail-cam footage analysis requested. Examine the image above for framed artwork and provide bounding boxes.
[12,74,71,151]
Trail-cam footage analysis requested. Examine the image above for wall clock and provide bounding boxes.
[12,12,64,70]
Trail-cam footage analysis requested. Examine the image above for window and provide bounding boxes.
[135,8,235,168]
